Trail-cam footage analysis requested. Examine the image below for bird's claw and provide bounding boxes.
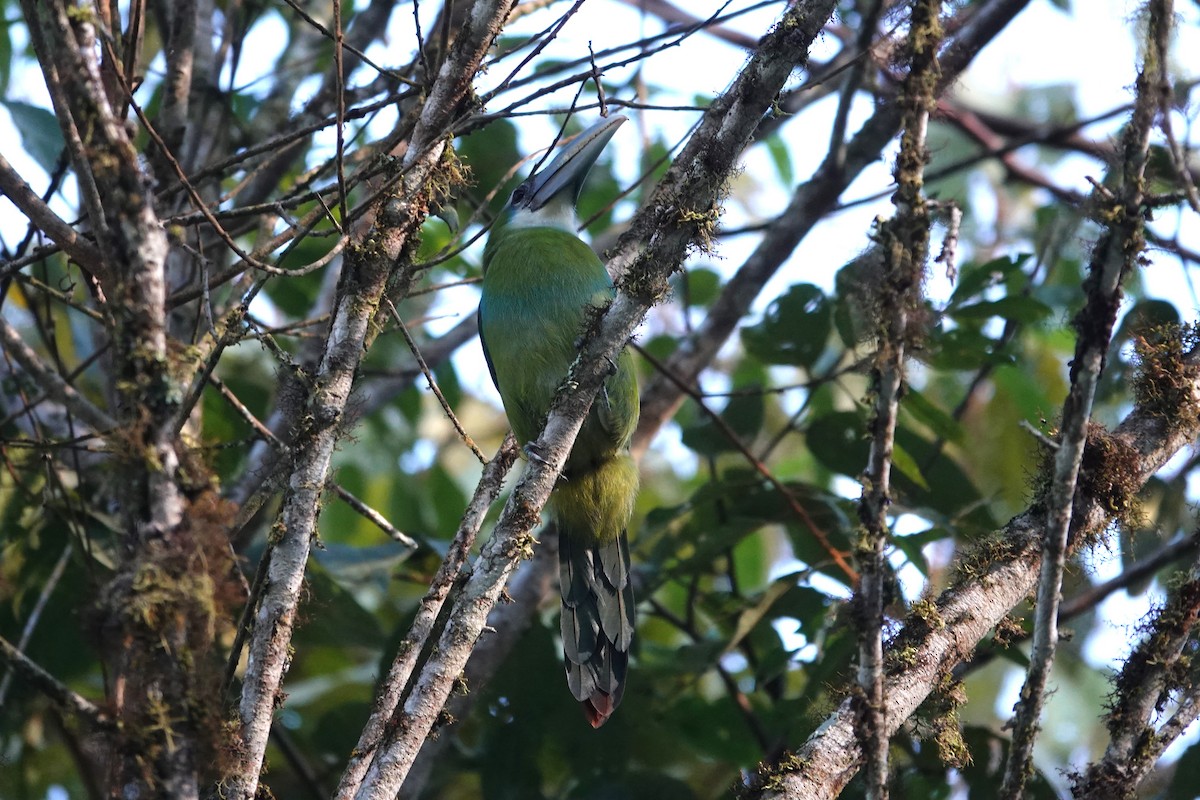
[523,443,551,466]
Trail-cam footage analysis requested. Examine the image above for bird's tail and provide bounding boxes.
[553,455,638,728]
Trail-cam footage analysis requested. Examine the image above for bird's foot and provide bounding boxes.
[523,442,551,466]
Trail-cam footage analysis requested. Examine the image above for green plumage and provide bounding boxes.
[478,117,638,727]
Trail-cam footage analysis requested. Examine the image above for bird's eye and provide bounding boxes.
[510,185,527,206]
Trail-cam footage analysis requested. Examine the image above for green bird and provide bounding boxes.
[479,115,638,728]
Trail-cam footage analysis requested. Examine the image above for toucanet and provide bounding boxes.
[478,115,638,727]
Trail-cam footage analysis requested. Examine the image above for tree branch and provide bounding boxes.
[632,0,1034,458]
[334,436,518,800]
[998,1,1164,793]
[350,2,839,795]
[1074,541,1200,796]
[0,634,112,731]
[752,343,1200,799]
[854,4,941,796]
[0,316,118,434]
[223,1,513,797]
[0,154,105,278]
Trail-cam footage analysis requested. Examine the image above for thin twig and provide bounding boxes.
[0,542,73,707]
[329,482,420,549]
[633,343,857,582]
[854,5,940,796]
[386,299,488,464]
[0,634,111,729]
[0,315,118,434]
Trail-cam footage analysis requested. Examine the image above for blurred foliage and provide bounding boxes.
[2,1,1200,799]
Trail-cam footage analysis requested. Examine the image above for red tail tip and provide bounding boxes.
[582,693,617,728]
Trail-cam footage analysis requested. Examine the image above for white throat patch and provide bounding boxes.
[508,205,579,233]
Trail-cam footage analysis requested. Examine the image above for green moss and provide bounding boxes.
[1132,323,1200,431]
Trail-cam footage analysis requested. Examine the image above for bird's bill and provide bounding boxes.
[522,115,627,210]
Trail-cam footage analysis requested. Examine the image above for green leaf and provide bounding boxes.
[951,295,1053,325]
[0,21,11,96]
[723,578,794,656]
[1,100,64,174]
[948,254,1031,306]
[679,390,764,456]
[1169,737,1200,799]
[926,327,1016,370]
[458,119,521,215]
[770,582,833,641]
[679,266,720,307]
[289,562,383,649]
[312,542,413,581]
[805,410,867,479]
[741,284,831,368]
[763,132,794,185]
[807,411,992,528]
[902,387,964,444]
[891,442,930,491]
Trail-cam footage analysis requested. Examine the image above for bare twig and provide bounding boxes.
[0,542,73,708]
[633,344,856,580]
[385,299,488,464]
[0,153,105,278]
[0,634,111,729]
[329,482,420,549]
[0,306,118,434]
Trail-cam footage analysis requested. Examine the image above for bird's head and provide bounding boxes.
[495,115,627,237]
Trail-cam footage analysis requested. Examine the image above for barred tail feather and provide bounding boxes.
[553,455,638,728]
[559,529,634,728]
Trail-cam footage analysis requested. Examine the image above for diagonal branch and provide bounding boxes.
[350,2,839,796]
[998,2,1166,795]
[1074,543,1200,797]
[334,436,518,800]
[632,0,1034,458]
[357,5,1038,790]
[753,344,1200,800]
[0,153,105,278]
[223,2,513,798]
[0,315,118,434]
[0,634,112,732]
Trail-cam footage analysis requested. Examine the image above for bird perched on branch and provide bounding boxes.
[478,115,638,727]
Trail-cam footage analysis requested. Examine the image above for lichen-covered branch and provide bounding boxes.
[334,436,518,800]
[348,2,839,794]
[632,0,1033,458]
[854,4,941,797]
[223,2,512,798]
[750,341,1200,800]
[998,2,1165,795]
[1073,542,1200,797]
